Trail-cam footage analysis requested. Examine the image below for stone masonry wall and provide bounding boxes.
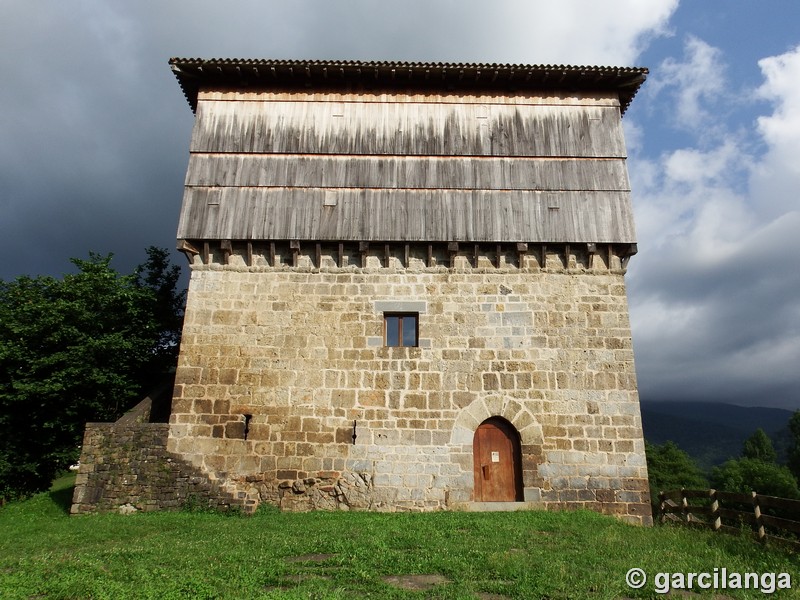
[168,246,652,524]
[71,423,253,514]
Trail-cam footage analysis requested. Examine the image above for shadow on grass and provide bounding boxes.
[48,473,76,515]
[48,485,74,514]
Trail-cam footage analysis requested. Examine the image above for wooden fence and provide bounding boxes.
[658,489,800,551]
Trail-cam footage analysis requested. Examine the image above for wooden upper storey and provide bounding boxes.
[171,59,647,245]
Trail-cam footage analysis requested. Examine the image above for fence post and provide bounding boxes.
[710,489,720,531]
[752,491,766,543]
[680,488,690,523]
[658,491,666,523]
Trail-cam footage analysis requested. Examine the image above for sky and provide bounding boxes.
[1,1,798,409]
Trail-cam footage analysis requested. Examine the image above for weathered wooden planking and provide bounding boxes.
[177,187,636,242]
[760,514,800,535]
[756,494,800,512]
[715,490,756,504]
[199,89,621,107]
[190,101,626,157]
[185,155,630,191]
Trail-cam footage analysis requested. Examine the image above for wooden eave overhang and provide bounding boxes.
[169,58,648,115]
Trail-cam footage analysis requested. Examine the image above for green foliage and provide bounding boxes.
[788,410,800,480]
[710,458,800,499]
[708,426,800,499]
[134,247,185,371]
[2,487,798,600]
[645,441,707,501]
[742,428,777,463]
[0,249,184,501]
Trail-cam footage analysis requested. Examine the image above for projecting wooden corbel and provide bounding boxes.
[359,242,369,268]
[448,242,459,269]
[587,242,597,270]
[516,242,528,268]
[290,240,300,268]
[220,240,232,265]
[620,243,638,268]
[176,239,199,264]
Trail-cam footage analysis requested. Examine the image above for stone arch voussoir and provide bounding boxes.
[451,396,542,447]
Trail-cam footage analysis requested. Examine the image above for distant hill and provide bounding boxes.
[640,401,795,472]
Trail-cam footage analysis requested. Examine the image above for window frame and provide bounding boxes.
[383,312,419,348]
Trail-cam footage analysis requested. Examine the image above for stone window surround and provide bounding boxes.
[383,312,419,348]
[367,301,431,348]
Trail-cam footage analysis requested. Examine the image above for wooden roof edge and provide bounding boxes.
[169,58,648,115]
[176,237,640,247]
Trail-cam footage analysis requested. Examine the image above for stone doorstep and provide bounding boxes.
[451,501,547,512]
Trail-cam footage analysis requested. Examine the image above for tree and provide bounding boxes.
[134,246,185,370]
[788,411,800,481]
[709,425,799,499]
[710,458,800,499]
[742,428,777,463]
[645,441,707,504]
[0,249,184,501]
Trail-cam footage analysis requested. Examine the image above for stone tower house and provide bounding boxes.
[74,58,652,524]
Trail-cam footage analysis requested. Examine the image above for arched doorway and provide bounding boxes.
[473,417,523,502]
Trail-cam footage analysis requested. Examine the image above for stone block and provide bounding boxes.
[482,373,499,391]
[358,390,385,407]
[447,420,472,444]
[225,421,245,439]
[404,393,426,410]
[595,489,615,503]
[523,487,541,502]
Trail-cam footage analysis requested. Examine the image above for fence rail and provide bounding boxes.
[658,489,800,551]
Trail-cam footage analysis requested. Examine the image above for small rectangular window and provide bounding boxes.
[384,313,418,347]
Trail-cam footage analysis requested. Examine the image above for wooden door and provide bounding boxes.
[473,418,523,502]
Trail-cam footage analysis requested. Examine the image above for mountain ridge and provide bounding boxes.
[640,400,795,472]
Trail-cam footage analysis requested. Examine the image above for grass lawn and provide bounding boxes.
[0,475,797,599]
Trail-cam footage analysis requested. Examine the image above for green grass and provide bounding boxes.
[0,476,797,599]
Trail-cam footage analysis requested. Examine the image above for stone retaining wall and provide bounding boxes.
[70,423,242,514]
[71,422,396,514]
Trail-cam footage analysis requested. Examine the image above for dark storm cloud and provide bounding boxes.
[0,1,675,279]
[0,3,194,278]
[7,1,798,410]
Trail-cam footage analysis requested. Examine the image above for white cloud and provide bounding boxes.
[663,143,742,186]
[475,0,679,65]
[628,38,800,406]
[115,0,679,66]
[757,45,800,132]
[649,35,727,131]
[631,145,750,262]
[751,45,800,218]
